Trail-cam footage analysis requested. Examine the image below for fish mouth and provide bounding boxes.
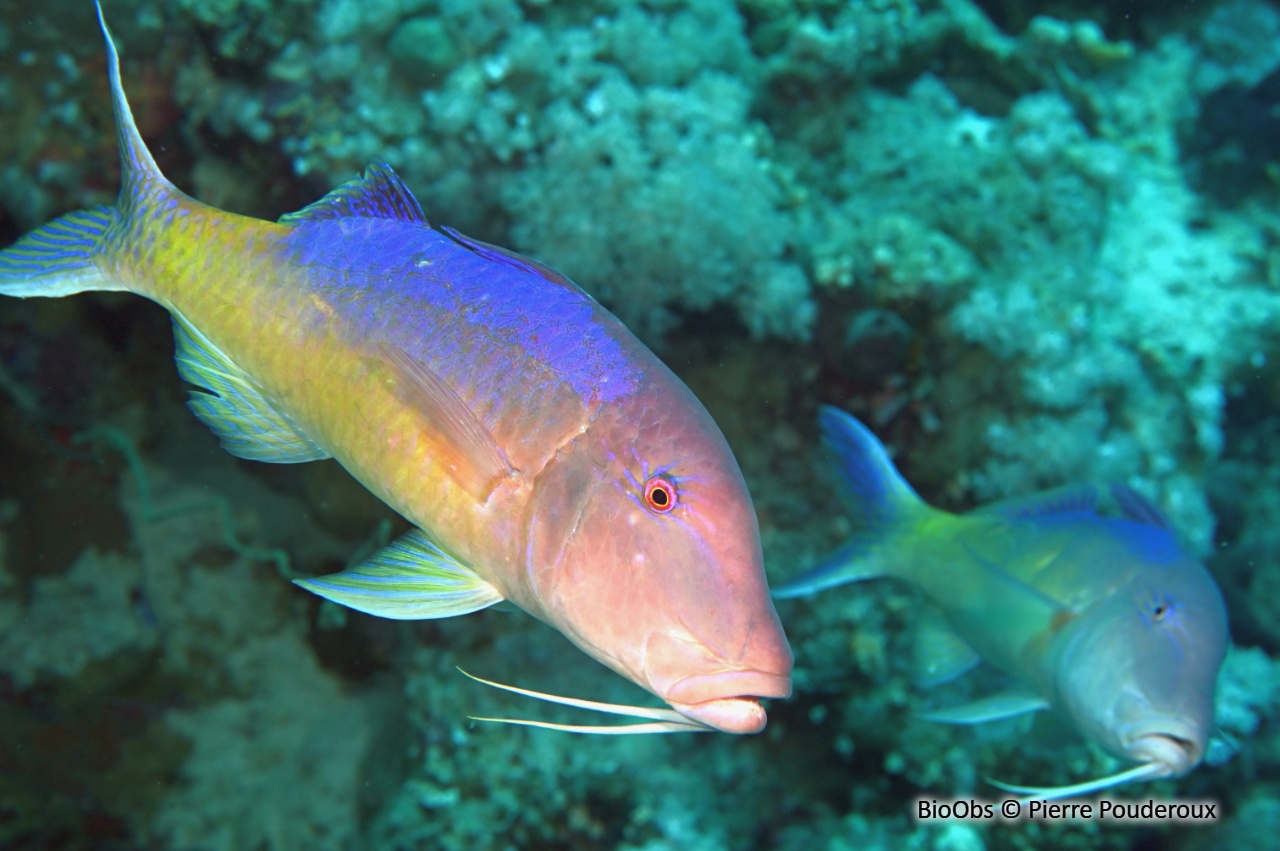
[987,726,1205,801]
[663,670,793,734]
[1129,732,1200,777]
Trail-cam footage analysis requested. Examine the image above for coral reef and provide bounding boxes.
[2,0,1279,849]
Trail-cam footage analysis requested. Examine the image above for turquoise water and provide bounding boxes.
[1,1,1278,848]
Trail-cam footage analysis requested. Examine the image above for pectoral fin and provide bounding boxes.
[917,688,1048,725]
[379,343,514,501]
[294,528,504,619]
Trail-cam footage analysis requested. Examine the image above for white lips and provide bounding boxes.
[1129,732,1200,777]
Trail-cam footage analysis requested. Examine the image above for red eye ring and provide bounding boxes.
[643,476,677,513]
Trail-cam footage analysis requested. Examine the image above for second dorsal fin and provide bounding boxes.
[280,162,428,226]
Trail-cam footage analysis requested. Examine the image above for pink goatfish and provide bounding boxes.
[0,5,792,734]
[776,407,1228,798]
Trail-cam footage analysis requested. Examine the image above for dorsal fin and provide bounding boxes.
[97,2,176,210]
[280,163,428,225]
[442,227,577,290]
[979,484,1098,521]
[1109,483,1174,531]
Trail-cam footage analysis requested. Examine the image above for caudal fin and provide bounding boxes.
[0,206,123,296]
[772,405,928,598]
[0,3,174,300]
[96,1,175,210]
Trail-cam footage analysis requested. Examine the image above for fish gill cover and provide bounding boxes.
[0,0,1279,850]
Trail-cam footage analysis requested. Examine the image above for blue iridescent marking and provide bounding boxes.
[278,217,641,404]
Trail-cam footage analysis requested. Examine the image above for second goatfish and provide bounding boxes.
[775,406,1228,798]
[0,6,792,734]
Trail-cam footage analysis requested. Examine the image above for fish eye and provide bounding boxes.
[643,476,677,513]
[1149,596,1175,622]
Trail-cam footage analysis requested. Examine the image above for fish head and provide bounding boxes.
[1047,548,1228,777]
[518,375,793,733]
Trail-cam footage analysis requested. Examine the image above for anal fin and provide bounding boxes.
[912,613,981,687]
[172,310,330,463]
[294,528,504,619]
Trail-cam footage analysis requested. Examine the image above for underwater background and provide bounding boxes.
[1,0,1279,848]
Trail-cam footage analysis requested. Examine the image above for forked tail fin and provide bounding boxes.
[96,0,175,215]
[0,2,175,299]
[0,206,121,296]
[773,406,929,598]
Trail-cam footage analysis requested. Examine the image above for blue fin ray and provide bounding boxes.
[279,162,428,226]
[3,5,175,301]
